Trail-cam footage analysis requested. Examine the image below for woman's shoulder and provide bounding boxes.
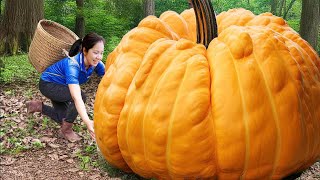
[66,53,81,67]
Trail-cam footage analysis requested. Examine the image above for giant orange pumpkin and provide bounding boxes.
[94,0,320,179]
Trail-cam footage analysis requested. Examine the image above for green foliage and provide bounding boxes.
[76,150,92,171]
[44,0,130,55]
[0,0,4,15]
[105,36,121,55]
[155,0,189,16]
[96,153,146,180]
[105,0,143,27]
[0,115,57,155]
[41,0,316,55]
[45,0,76,31]
[287,19,300,32]
[75,144,99,171]
[45,0,75,27]
[0,54,40,84]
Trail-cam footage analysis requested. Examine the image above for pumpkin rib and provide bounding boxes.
[119,40,177,178]
[286,44,314,168]
[164,52,212,178]
[229,46,250,179]
[165,61,188,179]
[135,39,175,88]
[284,39,320,162]
[136,27,176,43]
[139,43,193,177]
[97,15,185,173]
[260,33,291,178]
[269,30,319,173]
[251,38,282,179]
[180,9,197,42]
[213,27,248,178]
[262,30,308,177]
[249,28,297,178]
[137,16,179,40]
[210,30,250,178]
[281,34,320,76]
[141,41,177,177]
[208,40,245,178]
[159,11,190,40]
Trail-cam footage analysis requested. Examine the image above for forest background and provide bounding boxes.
[0,0,319,59]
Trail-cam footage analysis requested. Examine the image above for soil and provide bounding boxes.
[0,74,319,180]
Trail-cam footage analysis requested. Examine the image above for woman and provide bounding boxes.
[26,32,105,142]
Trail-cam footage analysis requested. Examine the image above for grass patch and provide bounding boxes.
[0,54,40,84]
[96,150,147,180]
[73,143,146,179]
[0,115,58,155]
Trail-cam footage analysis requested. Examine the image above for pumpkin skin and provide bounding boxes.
[94,6,320,180]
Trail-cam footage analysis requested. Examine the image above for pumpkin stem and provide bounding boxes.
[190,0,218,48]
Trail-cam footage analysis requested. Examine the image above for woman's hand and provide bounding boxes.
[68,84,96,140]
[85,120,95,140]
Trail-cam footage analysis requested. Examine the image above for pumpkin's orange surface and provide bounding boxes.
[94,6,320,180]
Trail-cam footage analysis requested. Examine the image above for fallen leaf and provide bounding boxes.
[59,155,68,159]
[40,136,52,142]
[66,159,74,163]
[32,139,41,143]
[0,157,16,165]
[68,168,79,172]
[48,143,60,148]
[89,174,101,180]
[48,154,59,160]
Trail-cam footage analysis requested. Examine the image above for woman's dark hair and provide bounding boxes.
[69,32,105,56]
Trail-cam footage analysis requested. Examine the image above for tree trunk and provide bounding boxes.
[300,0,319,50]
[0,0,44,55]
[188,0,193,8]
[271,0,278,15]
[144,0,155,17]
[75,0,85,38]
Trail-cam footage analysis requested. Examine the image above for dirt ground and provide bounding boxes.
[0,74,319,180]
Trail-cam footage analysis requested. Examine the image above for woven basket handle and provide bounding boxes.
[62,49,77,63]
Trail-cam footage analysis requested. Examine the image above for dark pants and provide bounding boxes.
[39,79,86,124]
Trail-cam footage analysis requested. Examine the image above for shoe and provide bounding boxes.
[26,100,43,113]
[59,120,82,142]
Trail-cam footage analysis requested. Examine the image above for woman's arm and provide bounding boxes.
[68,84,95,139]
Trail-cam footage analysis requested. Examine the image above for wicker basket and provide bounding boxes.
[28,19,79,72]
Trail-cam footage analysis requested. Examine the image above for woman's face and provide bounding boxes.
[83,41,104,67]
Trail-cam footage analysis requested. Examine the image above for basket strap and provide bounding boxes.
[62,49,79,66]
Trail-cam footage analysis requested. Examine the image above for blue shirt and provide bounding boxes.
[41,52,105,85]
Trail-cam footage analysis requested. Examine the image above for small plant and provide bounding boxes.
[0,142,5,154]
[0,129,5,138]
[31,141,44,149]
[79,155,91,170]
[41,117,49,129]
[24,89,33,99]
[96,154,145,180]
[27,117,37,135]
[84,144,96,154]
[6,137,29,154]
[4,89,15,96]
[75,149,93,171]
